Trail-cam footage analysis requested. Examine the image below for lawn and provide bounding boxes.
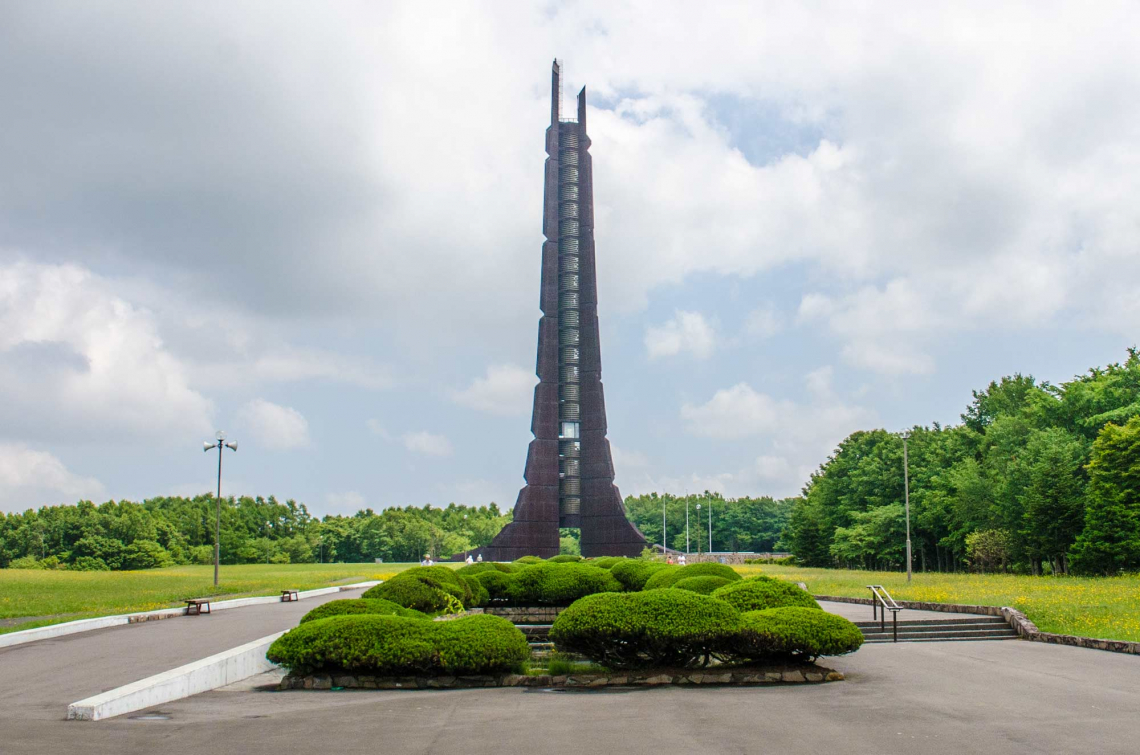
[741,564,1140,643]
[0,563,421,635]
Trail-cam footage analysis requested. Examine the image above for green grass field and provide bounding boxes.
[740,565,1140,643]
[0,563,420,635]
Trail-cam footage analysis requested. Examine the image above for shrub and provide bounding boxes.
[456,562,514,576]
[188,545,214,565]
[8,555,42,570]
[122,540,175,570]
[460,574,489,607]
[671,576,732,595]
[267,614,529,676]
[70,556,110,571]
[610,560,671,591]
[506,562,621,605]
[513,555,544,565]
[300,598,428,623]
[475,570,514,601]
[730,607,863,661]
[549,590,741,669]
[711,576,820,612]
[363,569,468,615]
[586,556,624,569]
[548,554,582,563]
[644,562,741,590]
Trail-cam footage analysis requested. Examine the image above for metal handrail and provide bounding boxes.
[867,585,902,642]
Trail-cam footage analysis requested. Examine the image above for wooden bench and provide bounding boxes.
[281,589,300,602]
[185,598,211,616]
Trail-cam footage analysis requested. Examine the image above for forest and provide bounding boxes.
[785,349,1140,576]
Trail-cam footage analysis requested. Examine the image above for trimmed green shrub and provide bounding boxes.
[586,556,623,569]
[550,590,741,669]
[610,560,671,591]
[506,562,621,605]
[363,574,464,615]
[475,570,514,601]
[267,614,529,676]
[644,563,740,590]
[513,555,544,565]
[711,576,820,612]
[456,562,514,576]
[548,554,582,563]
[70,556,110,571]
[460,574,489,607]
[730,607,863,661]
[671,575,732,595]
[299,598,427,624]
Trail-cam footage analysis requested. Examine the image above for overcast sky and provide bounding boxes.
[2,1,1138,515]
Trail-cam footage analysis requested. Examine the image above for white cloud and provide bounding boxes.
[365,419,392,440]
[402,431,453,457]
[451,364,535,416]
[681,383,791,439]
[745,305,782,339]
[237,399,311,450]
[610,443,650,469]
[0,261,213,443]
[754,455,792,481]
[645,310,718,359]
[0,444,105,511]
[323,490,367,516]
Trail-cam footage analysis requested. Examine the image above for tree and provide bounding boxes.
[966,529,1012,573]
[1069,417,1140,575]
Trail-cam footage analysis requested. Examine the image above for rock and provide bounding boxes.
[333,675,355,688]
[311,675,332,690]
[825,672,845,681]
[427,677,455,688]
[765,672,782,682]
[644,675,672,685]
[782,671,806,683]
[805,673,824,683]
[551,675,567,686]
[588,677,608,687]
[705,673,732,684]
[609,676,628,685]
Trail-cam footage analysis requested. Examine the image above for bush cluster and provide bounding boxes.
[671,575,733,595]
[711,575,820,612]
[267,614,529,676]
[506,562,622,605]
[550,588,862,669]
[731,607,864,661]
[299,598,428,624]
[548,554,582,563]
[586,556,624,569]
[362,566,478,614]
[643,562,743,590]
[549,590,742,669]
[609,559,671,591]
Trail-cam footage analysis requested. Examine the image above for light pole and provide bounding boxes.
[901,430,912,582]
[695,503,702,556]
[203,430,238,587]
[662,498,667,559]
[708,498,713,554]
[685,496,690,555]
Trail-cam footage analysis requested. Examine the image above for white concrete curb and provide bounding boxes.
[0,580,381,650]
[67,631,287,721]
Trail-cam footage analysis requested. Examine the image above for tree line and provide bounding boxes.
[785,349,1140,576]
[0,495,510,570]
[622,492,793,554]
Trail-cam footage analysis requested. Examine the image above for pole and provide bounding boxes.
[215,442,223,587]
[685,499,690,554]
[662,500,667,559]
[904,435,912,582]
[708,499,713,554]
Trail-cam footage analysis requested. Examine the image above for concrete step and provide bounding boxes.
[853,617,1007,629]
[864,634,1020,643]
[863,629,1018,642]
[857,621,1010,634]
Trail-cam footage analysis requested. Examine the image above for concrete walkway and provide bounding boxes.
[819,599,992,622]
[0,587,362,723]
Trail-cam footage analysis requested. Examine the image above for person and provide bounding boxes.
[666,555,674,565]
[465,553,474,564]
[476,553,483,563]
[678,553,687,566]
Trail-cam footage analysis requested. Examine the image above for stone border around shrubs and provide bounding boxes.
[817,595,1140,656]
[280,664,844,691]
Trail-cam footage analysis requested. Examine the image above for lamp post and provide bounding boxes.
[708,498,713,554]
[901,430,912,582]
[662,498,667,560]
[203,430,238,587]
[685,496,690,555]
[695,503,702,556]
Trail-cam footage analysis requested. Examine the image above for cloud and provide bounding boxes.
[323,490,367,516]
[402,431,453,457]
[365,419,392,440]
[0,444,105,512]
[0,261,213,443]
[745,305,782,339]
[681,383,792,439]
[753,455,792,481]
[237,399,311,450]
[451,364,535,416]
[645,310,718,359]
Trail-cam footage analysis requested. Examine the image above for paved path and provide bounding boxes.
[819,599,992,621]
[4,639,1139,754]
[0,587,364,723]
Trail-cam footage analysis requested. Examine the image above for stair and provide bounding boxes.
[855,616,1018,643]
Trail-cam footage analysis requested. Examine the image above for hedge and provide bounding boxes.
[710,575,820,612]
[586,556,624,570]
[548,554,582,563]
[643,562,742,590]
[267,614,529,676]
[456,562,514,576]
[730,607,863,661]
[506,562,621,605]
[609,560,671,591]
[460,574,490,607]
[475,570,514,601]
[513,555,544,565]
[671,575,732,595]
[299,598,428,624]
[362,566,475,614]
[549,590,741,669]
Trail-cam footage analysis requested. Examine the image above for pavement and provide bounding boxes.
[817,599,991,622]
[3,595,1140,754]
[0,587,364,722]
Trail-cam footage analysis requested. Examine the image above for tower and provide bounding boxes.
[479,60,647,559]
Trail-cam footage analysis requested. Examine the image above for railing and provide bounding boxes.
[867,585,903,642]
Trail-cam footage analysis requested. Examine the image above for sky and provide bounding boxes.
[1,1,1138,516]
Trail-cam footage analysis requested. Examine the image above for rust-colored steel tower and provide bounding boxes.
[479,60,647,559]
